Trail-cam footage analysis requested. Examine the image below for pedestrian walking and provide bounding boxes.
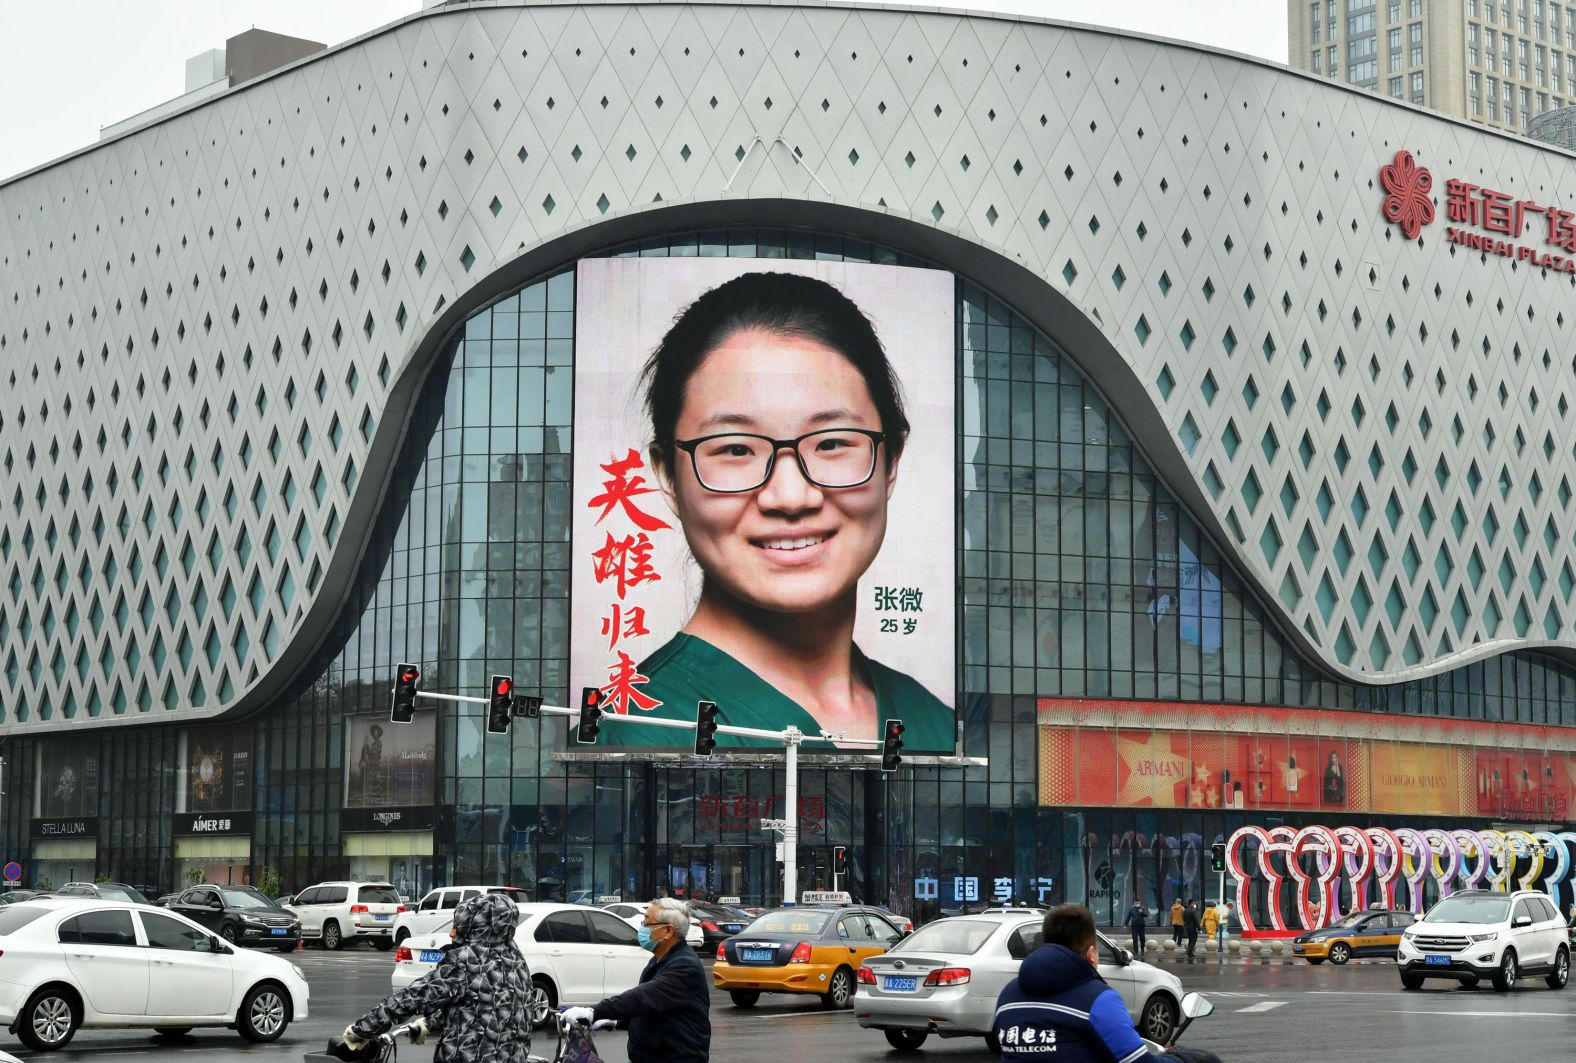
[1216,901,1233,951]
[1183,899,1200,958]
[1169,898,1185,945]
[561,897,711,1063]
[1124,900,1147,957]
[1200,901,1218,951]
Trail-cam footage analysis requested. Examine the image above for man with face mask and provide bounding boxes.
[561,897,711,1062]
[340,891,531,1062]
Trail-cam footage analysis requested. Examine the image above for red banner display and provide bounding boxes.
[1039,699,1576,820]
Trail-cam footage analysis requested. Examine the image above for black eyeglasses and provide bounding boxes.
[672,428,886,493]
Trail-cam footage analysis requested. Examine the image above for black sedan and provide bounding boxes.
[167,884,301,951]
[688,901,752,947]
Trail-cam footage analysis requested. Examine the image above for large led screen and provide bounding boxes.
[571,258,956,752]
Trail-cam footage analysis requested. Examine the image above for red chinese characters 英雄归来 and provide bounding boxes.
[587,449,667,714]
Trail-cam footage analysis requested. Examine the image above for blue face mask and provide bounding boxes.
[637,925,659,951]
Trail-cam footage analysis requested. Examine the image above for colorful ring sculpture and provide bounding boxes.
[1224,824,1576,933]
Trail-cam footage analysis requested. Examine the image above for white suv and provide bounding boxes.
[285,882,404,951]
[392,886,527,944]
[1398,889,1570,992]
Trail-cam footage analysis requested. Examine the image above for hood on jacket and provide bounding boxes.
[453,892,520,946]
[1018,942,1103,997]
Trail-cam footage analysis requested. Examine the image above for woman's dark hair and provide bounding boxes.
[641,271,910,469]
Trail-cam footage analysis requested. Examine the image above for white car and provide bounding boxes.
[393,886,528,945]
[1398,889,1570,991]
[855,912,1185,1051]
[393,902,649,1027]
[0,898,308,1052]
[285,881,403,950]
[601,902,704,948]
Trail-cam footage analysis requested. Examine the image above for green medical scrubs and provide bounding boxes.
[607,633,955,752]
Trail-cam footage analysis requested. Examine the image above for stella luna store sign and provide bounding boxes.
[1379,149,1576,274]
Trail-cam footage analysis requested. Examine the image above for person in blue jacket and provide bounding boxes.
[994,904,1220,1063]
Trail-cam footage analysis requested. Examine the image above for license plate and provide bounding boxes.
[741,948,775,962]
[270,928,288,936]
[1425,955,1451,966]
[375,914,391,921]
[882,976,918,992]
[1293,945,1304,953]
[419,949,446,963]
[723,924,742,932]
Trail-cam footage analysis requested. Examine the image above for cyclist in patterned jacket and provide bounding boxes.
[342,890,532,1063]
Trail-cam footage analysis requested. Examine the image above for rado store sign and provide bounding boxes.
[31,817,98,840]
[340,806,435,832]
[174,811,254,836]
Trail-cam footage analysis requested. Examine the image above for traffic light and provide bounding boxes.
[576,686,603,744]
[694,700,719,757]
[1210,843,1226,873]
[832,845,848,877]
[487,675,514,735]
[881,718,905,772]
[513,694,543,718]
[391,663,421,723]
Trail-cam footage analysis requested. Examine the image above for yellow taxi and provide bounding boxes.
[713,904,908,1008]
[1293,908,1415,965]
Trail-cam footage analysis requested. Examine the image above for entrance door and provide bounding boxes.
[664,846,774,907]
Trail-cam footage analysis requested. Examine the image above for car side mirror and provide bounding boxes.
[1514,915,1533,928]
[1180,992,1214,1019]
[1117,947,1133,966]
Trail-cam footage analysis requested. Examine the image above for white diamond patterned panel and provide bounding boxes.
[3,2,1576,734]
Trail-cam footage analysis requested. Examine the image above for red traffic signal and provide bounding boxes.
[881,718,906,772]
[577,686,603,744]
[487,674,514,735]
[391,663,421,723]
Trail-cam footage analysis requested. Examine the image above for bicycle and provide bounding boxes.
[324,1014,568,1063]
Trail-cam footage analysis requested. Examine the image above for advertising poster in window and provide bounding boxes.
[38,740,99,820]
[345,712,436,808]
[1039,698,1576,819]
[184,727,253,812]
[570,258,956,751]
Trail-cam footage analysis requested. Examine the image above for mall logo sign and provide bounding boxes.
[1379,149,1576,273]
[373,811,402,826]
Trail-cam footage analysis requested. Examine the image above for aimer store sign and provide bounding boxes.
[1380,149,1576,274]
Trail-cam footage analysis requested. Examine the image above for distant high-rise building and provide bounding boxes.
[1287,0,1576,135]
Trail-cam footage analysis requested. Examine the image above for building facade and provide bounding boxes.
[1288,0,1576,134]
[5,1,1576,923]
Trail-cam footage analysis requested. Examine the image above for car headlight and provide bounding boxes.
[1469,932,1499,943]
[291,964,305,980]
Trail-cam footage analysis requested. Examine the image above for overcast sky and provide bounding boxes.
[0,1,1287,182]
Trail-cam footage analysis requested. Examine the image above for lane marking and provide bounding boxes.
[1381,1009,1569,1019]
[1236,1001,1289,1013]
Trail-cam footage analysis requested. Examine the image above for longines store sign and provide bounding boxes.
[340,806,435,832]
[1380,149,1576,274]
[31,817,97,840]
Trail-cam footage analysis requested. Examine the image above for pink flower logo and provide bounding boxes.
[1379,150,1434,239]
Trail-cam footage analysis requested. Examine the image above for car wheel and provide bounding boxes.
[529,976,557,1029]
[820,966,854,1009]
[394,928,410,946]
[729,990,761,1008]
[221,924,239,944]
[276,943,296,953]
[237,983,290,1042]
[1328,942,1351,966]
[154,1027,193,1038]
[1400,970,1425,990]
[1546,946,1569,990]
[884,1028,928,1051]
[372,938,394,951]
[18,987,79,1052]
[1306,957,1325,965]
[322,920,343,951]
[1139,993,1178,1044]
[1492,950,1517,992]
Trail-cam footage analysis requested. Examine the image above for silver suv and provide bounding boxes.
[1397,889,1570,991]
